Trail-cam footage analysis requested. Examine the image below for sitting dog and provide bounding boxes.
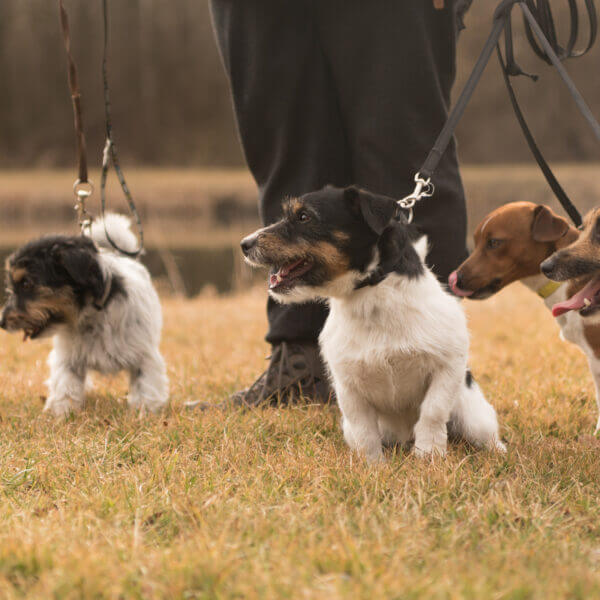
[240,186,505,462]
[539,208,600,431]
[447,202,600,433]
[0,214,169,416]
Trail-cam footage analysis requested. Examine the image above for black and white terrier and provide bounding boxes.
[0,214,169,416]
[241,186,505,462]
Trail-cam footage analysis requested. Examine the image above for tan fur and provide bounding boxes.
[9,267,28,284]
[258,233,305,263]
[23,286,78,328]
[457,202,579,293]
[258,234,349,278]
[332,230,350,243]
[289,198,303,216]
[312,241,349,277]
[554,208,600,262]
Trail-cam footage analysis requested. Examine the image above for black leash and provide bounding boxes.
[401,0,599,229]
[58,0,143,257]
[100,0,144,258]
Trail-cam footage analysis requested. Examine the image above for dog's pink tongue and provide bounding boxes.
[448,271,473,297]
[552,277,599,317]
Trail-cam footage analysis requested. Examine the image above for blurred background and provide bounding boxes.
[0,0,599,297]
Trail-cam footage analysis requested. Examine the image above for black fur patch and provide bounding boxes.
[465,369,473,388]
[355,221,424,289]
[6,235,124,309]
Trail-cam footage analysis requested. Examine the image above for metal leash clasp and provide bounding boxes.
[73,179,94,235]
[397,173,435,224]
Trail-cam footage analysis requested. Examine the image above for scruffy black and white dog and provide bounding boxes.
[0,215,169,416]
[241,186,505,462]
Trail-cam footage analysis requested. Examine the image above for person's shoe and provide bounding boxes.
[186,341,332,409]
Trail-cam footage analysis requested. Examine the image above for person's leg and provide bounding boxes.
[315,0,468,280]
[209,0,350,403]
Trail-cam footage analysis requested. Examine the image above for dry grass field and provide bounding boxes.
[2,283,600,599]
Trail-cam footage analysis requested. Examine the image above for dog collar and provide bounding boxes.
[537,280,562,299]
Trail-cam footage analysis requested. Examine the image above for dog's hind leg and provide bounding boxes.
[45,348,86,417]
[450,377,505,452]
[413,367,459,458]
[128,350,169,413]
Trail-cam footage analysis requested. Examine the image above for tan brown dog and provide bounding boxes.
[541,208,600,317]
[448,202,600,434]
[448,202,578,300]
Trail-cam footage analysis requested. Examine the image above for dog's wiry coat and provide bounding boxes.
[241,186,504,461]
[0,214,168,416]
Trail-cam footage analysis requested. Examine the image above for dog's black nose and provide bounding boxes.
[0,313,6,330]
[540,258,555,277]
[240,234,257,257]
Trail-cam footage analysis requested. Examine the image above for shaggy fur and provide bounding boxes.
[241,185,505,462]
[0,214,168,416]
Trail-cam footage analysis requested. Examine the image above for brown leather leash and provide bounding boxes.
[58,0,93,232]
[57,0,143,257]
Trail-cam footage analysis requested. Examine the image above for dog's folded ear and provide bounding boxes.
[532,205,570,242]
[355,222,424,288]
[344,186,398,235]
[53,239,106,303]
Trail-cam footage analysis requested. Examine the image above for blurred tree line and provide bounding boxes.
[0,0,598,168]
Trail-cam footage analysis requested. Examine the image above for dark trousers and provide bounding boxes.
[210,0,469,344]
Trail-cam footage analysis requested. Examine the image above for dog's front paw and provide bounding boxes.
[43,396,80,418]
[490,438,507,453]
[413,443,447,459]
[413,422,448,458]
[413,431,447,458]
[127,395,168,413]
[362,447,385,464]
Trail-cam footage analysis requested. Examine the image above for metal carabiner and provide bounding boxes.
[397,173,435,223]
[73,179,94,234]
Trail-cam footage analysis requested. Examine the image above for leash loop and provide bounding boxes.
[99,0,144,258]
[411,0,598,228]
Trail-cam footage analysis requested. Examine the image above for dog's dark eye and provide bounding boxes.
[486,238,503,250]
[21,278,33,291]
[298,211,311,223]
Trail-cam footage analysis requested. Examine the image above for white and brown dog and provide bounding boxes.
[449,201,600,433]
[0,215,169,416]
[241,186,505,462]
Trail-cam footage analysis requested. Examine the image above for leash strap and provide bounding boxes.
[497,46,583,228]
[58,0,87,186]
[414,0,598,228]
[100,0,144,258]
[58,0,94,230]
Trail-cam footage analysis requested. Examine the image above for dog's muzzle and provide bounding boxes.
[240,233,258,258]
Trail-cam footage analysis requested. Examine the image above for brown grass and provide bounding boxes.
[1,284,600,598]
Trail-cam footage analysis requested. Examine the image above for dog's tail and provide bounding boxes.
[89,213,139,255]
[448,371,506,452]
